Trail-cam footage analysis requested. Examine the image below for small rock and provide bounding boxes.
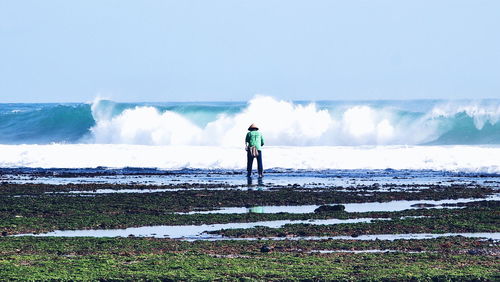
[468,249,481,255]
[1,231,7,237]
[410,203,437,208]
[314,205,346,213]
[467,248,500,256]
[260,245,272,253]
[351,233,359,238]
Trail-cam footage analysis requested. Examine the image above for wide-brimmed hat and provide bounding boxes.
[248,123,259,130]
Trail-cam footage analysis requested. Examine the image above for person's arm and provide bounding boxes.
[245,132,250,147]
[261,133,264,147]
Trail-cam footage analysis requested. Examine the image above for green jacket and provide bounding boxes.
[246,131,264,151]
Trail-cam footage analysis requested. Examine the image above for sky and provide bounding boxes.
[1,0,499,103]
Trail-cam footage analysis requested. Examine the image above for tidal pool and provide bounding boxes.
[17,218,377,239]
[308,249,424,254]
[17,230,500,242]
[180,195,500,214]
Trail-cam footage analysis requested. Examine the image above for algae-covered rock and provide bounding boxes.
[410,203,437,208]
[260,245,272,253]
[314,205,345,213]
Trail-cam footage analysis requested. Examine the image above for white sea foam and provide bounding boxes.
[89,96,452,146]
[0,144,498,172]
[91,106,204,145]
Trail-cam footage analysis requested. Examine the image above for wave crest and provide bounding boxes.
[88,96,459,146]
[1,97,499,145]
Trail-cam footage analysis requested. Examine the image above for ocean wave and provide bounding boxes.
[89,96,500,146]
[1,96,499,145]
[0,103,94,144]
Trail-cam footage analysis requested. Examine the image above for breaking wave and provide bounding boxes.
[88,96,500,146]
[1,96,499,146]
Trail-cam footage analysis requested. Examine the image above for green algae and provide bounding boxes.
[0,237,498,281]
[1,236,498,255]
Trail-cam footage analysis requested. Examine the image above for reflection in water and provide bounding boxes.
[246,176,264,213]
[246,176,264,189]
[248,206,264,213]
[247,176,264,213]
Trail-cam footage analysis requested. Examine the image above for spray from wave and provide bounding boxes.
[0,96,499,146]
[88,96,500,146]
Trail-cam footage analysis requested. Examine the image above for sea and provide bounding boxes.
[0,95,499,173]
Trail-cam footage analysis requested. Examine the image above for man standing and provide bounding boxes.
[245,123,264,177]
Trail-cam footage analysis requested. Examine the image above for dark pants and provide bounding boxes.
[247,150,263,177]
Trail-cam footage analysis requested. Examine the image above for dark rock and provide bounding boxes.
[351,233,359,238]
[468,249,481,255]
[1,231,7,236]
[410,203,437,208]
[260,245,272,253]
[314,205,345,213]
[468,248,500,256]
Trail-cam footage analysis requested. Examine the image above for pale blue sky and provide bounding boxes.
[1,1,499,102]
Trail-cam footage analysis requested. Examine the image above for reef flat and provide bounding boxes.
[1,171,499,280]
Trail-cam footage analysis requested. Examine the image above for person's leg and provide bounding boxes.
[257,150,263,177]
[247,151,254,177]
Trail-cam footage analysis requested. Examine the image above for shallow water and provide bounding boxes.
[308,249,424,254]
[3,168,499,189]
[199,233,500,241]
[17,230,500,241]
[259,233,500,242]
[45,187,246,195]
[181,195,500,214]
[16,218,379,239]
